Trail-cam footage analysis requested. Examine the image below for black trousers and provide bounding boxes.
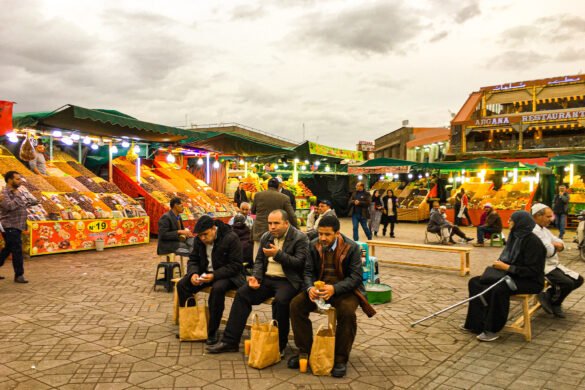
[0,228,24,277]
[450,226,468,240]
[290,291,359,364]
[545,268,584,306]
[464,276,542,333]
[222,276,298,351]
[176,276,237,336]
[454,205,472,225]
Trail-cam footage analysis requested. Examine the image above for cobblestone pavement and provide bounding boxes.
[0,219,584,389]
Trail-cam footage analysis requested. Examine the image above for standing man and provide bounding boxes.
[157,197,194,256]
[473,204,502,247]
[532,204,583,318]
[29,141,47,176]
[288,215,375,378]
[553,185,569,240]
[207,209,309,356]
[348,182,372,241]
[175,215,246,345]
[0,171,39,283]
[228,201,254,230]
[251,178,298,255]
[278,177,296,211]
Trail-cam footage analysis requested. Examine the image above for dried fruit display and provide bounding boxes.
[53,162,81,176]
[74,176,105,193]
[67,161,96,178]
[21,178,40,192]
[0,156,29,175]
[61,176,92,192]
[51,150,76,162]
[99,181,122,194]
[22,174,57,192]
[44,176,74,192]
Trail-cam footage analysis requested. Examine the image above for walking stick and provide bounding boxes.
[410,275,518,327]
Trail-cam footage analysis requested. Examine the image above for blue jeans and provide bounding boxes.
[476,226,499,244]
[352,213,372,241]
[555,213,566,239]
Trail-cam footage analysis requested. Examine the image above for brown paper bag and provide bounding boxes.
[179,297,209,341]
[309,324,335,376]
[248,314,281,369]
[173,283,180,325]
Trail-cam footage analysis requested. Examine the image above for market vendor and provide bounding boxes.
[28,142,47,175]
[157,197,194,256]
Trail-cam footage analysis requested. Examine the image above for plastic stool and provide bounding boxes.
[154,262,182,292]
[490,233,504,247]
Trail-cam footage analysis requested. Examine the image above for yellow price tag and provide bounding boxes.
[87,221,108,233]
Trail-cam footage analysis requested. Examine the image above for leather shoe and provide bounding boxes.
[287,355,300,369]
[206,341,238,354]
[552,305,566,318]
[205,331,219,346]
[14,276,28,284]
[331,363,347,378]
[538,292,553,315]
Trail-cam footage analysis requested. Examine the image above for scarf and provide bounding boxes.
[499,210,535,264]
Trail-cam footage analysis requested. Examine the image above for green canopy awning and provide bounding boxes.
[435,157,528,171]
[182,132,293,156]
[13,105,192,142]
[358,157,413,168]
[546,153,585,166]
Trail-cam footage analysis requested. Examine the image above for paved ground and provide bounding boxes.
[0,219,584,389]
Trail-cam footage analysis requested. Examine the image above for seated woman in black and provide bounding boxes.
[462,210,546,342]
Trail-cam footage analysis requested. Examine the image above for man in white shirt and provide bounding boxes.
[532,203,583,318]
[29,142,47,175]
[228,202,254,229]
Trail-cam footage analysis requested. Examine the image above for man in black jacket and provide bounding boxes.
[156,197,194,256]
[207,209,309,355]
[278,177,296,211]
[175,215,246,345]
[288,215,376,378]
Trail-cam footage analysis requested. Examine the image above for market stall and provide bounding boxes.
[547,154,585,228]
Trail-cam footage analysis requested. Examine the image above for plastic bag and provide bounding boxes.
[19,135,36,161]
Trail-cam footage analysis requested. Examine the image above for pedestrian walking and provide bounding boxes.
[348,182,372,241]
[368,190,384,237]
[552,185,569,239]
[381,189,398,237]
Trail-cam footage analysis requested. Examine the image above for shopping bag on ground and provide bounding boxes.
[248,314,281,369]
[179,297,209,341]
[309,324,335,376]
[173,284,180,325]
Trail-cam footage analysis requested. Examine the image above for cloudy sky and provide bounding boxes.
[2,0,584,148]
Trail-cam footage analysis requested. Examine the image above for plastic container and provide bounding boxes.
[365,283,392,305]
[95,238,105,252]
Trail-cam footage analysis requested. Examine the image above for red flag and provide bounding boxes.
[0,101,15,136]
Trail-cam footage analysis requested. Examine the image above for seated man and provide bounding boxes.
[474,203,502,247]
[306,199,337,240]
[175,215,246,345]
[532,203,584,318]
[288,215,376,378]
[231,213,254,271]
[229,201,254,230]
[439,206,474,244]
[207,209,309,355]
[157,197,194,256]
[427,202,473,245]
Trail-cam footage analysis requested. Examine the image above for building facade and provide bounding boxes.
[449,74,585,159]
[375,127,449,162]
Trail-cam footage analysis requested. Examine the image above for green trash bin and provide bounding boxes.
[365,283,392,305]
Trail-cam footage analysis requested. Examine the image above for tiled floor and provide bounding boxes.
[0,219,584,389]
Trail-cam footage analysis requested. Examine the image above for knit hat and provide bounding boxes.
[531,203,548,215]
[194,215,215,233]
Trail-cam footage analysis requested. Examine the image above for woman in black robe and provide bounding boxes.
[381,190,398,238]
[463,210,546,341]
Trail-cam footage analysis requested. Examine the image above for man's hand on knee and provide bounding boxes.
[190,274,202,286]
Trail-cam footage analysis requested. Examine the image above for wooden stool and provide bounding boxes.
[162,253,187,274]
[502,294,540,341]
[424,230,443,244]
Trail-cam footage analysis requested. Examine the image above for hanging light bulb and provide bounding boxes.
[63,137,73,146]
[71,133,80,141]
[304,159,310,164]
[91,143,99,150]
[418,174,422,179]
[8,134,19,143]
[358,175,363,180]
[239,158,245,165]
[380,175,384,180]
[294,158,299,163]
[133,145,140,153]
[283,162,288,168]
[408,174,413,179]
[111,145,118,153]
[325,165,330,172]
[197,157,204,166]
[274,164,279,170]
[122,141,130,148]
[425,172,429,177]
[448,177,454,183]
[394,174,400,179]
[166,153,176,163]
[213,160,220,169]
[52,130,62,137]
[83,136,91,145]
[301,165,307,171]
[315,160,321,166]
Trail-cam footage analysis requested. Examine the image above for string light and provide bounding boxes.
[213,160,220,169]
[111,145,118,153]
[90,143,99,150]
[52,130,62,137]
[122,141,130,148]
[83,136,91,145]
[197,157,204,166]
[166,153,176,163]
[63,137,73,146]
[71,134,80,141]
[274,164,279,170]
[133,145,140,153]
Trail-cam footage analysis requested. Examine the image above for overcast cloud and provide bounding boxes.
[1,0,584,148]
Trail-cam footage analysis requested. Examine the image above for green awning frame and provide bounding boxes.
[358,157,413,168]
[182,132,293,156]
[546,153,585,167]
[13,105,192,142]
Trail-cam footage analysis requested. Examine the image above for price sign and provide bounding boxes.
[87,221,108,233]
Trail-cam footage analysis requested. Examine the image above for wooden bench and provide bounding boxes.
[171,278,336,331]
[367,240,472,276]
[502,281,548,342]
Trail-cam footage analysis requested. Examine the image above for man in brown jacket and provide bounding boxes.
[252,178,298,253]
[473,203,503,247]
[288,215,375,378]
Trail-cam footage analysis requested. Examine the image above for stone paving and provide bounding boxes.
[0,219,584,389]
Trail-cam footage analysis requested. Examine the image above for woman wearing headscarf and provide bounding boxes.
[381,189,398,238]
[368,189,384,237]
[462,211,546,342]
